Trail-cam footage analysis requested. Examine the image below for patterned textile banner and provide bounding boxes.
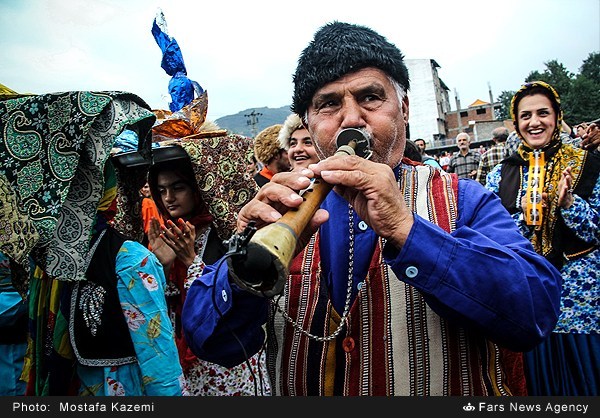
[0,91,155,294]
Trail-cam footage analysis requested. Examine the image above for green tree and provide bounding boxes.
[496,54,599,125]
[566,76,600,124]
[579,52,600,83]
[525,59,574,98]
[526,70,544,83]
[496,90,516,120]
[565,52,600,124]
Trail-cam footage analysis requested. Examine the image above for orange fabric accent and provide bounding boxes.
[258,166,274,181]
[141,198,163,234]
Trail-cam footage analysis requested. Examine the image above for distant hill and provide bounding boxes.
[215,105,292,138]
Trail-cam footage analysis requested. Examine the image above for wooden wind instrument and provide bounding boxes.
[227,128,371,297]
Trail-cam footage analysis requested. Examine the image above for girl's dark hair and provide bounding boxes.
[147,156,199,219]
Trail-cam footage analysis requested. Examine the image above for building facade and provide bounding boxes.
[405,59,451,149]
[405,59,509,155]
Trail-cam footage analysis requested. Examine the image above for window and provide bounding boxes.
[476,108,486,115]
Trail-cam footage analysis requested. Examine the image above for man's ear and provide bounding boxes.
[402,96,409,125]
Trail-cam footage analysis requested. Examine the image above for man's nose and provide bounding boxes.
[340,99,366,128]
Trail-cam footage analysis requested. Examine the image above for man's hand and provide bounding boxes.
[236,169,330,254]
[580,122,600,152]
[310,155,414,249]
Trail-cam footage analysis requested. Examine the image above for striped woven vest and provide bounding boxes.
[267,164,525,396]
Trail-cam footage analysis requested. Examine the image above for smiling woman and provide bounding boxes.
[485,80,600,396]
[277,113,319,171]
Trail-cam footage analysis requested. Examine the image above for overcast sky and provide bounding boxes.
[1,0,599,121]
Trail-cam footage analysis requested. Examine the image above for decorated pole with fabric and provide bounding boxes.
[151,9,203,112]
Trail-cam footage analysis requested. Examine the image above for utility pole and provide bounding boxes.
[454,89,463,135]
[245,110,263,137]
[488,81,498,120]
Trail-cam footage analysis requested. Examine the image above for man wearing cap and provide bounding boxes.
[182,22,561,396]
[253,124,291,187]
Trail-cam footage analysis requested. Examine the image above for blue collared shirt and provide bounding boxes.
[182,166,562,367]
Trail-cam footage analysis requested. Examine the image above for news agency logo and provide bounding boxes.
[463,403,475,412]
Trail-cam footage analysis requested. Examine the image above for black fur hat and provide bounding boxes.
[291,21,410,116]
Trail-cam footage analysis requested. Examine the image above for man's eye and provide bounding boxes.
[317,100,337,110]
[360,94,385,110]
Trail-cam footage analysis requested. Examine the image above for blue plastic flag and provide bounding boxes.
[151,9,204,112]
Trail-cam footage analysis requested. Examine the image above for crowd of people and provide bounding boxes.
[0,20,598,397]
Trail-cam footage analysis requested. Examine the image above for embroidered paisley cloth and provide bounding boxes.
[0,91,155,295]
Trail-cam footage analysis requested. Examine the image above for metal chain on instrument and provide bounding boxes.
[274,204,355,342]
